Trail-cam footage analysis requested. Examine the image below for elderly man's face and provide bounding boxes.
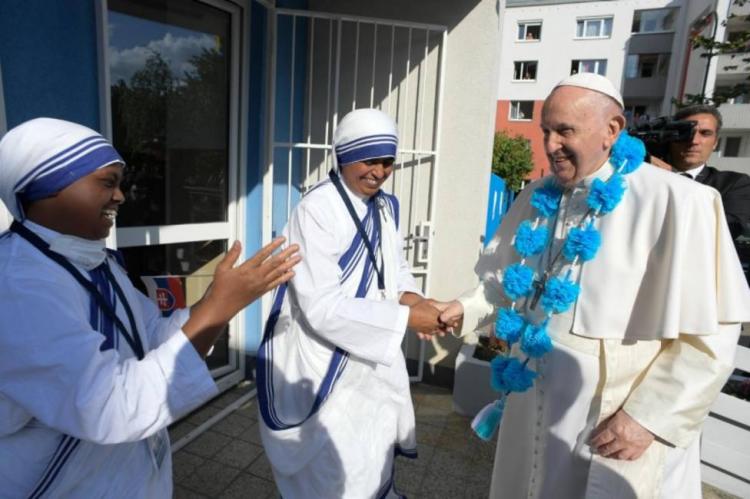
[541,86,624,186]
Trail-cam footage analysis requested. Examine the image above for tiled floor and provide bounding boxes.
[171,382,739,499]
[170,382,495,498]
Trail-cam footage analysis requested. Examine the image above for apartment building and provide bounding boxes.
[712,1,750,175]
[496,0,732,178]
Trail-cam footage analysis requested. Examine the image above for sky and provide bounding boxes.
[108,11,220,84]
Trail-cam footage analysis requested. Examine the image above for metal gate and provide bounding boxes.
[263,7,447,381]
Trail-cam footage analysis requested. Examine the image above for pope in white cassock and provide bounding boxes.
[440,73,750,498]
[0,117,298,497]
[257,108,445,498]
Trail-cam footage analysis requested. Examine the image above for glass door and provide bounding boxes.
[105,0,243,381]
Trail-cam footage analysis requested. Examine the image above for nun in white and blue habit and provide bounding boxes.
[257,108,422,498]
[0,118,218,498]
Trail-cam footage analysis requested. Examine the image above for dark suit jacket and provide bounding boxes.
[695,165,750,240]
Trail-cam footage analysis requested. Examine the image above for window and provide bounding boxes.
[571,59,607,76]
[509,101,534,120]
[513,61,538,81]
[518,22,542,41]
[632,9,676,33]
[724,137,742,157]
[576,17,613,38]
[625,53,670,78]
[624,105,649,125]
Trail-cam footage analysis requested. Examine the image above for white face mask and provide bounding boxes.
[48,234,107,270]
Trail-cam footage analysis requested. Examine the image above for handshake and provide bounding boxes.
[403,294,465,340]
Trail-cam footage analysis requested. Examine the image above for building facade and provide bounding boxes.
[496,0,735,179]
[711,1,750,175]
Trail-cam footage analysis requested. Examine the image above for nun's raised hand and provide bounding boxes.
[184,238,300,356]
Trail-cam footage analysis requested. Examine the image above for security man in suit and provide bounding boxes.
[666,104,750,241]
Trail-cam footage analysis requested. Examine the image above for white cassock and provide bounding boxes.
[257,178,421,498]
[457,162,750,499]
[0,221,218,498]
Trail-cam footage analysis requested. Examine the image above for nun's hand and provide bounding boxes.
[407,299,445,338]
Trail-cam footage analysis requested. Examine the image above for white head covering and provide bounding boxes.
[332,109,398,171]
[553,73,624,109]
[0,117,124,221]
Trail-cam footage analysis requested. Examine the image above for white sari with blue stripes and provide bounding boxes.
[258,179,421,498]
[0,221,218,498]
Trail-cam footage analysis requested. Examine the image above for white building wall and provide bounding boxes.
[499,0,679,102]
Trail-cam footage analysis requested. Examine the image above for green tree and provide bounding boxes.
[492,130,533,191]
[679,0,750,107]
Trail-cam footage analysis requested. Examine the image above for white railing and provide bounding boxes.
[701,340,750,498]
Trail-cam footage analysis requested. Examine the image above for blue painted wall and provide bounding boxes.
[0,0,100,130]
[244,0,308,357]
[243,0,271,362]
[484,174,515,246]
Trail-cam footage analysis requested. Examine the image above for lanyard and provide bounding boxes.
[10,221,145,360]
[328,170,385,291]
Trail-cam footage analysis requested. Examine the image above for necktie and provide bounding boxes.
[679,173,693,180]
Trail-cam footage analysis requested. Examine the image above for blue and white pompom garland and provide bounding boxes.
[472,132,645,441]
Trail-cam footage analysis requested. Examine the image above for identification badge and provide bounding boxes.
[147,429,169,470]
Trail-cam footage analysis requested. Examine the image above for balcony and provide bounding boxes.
[717,103,750,129]
[716,52,750,84]
[622,76,668,99]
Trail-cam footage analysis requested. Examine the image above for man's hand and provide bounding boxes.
[438,300,464,332]
[590,409,655,460]
[185,238,301,356]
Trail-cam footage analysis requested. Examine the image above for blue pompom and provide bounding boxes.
[471,398,505,441]
[514,221,549,257]
[491,356,537,393]
[610,132,645,174]
[502,263,534,301]
[562,223,601,262]
[495,308,526,344]
[540,277,580,314]
[587,173,626,214]
[521,323,553,358]
[530,181,563,217]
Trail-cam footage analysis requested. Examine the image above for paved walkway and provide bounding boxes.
[171,382,738,499]
[171,382,494,498]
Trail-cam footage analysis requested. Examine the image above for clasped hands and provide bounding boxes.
[402,295,465,340]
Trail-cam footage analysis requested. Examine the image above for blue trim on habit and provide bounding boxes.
[26,435,81,499]
[14,136,106,190]
[381,193,400,230]
[257,194,382,431]
[337,143,397,167]
[21,145,123,202]
[335,134,397,153]
[26,260,124,498]
[89,266,116,351]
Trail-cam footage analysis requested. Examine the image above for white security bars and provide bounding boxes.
[266,9,447,380]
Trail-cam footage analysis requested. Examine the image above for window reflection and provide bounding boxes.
[120,239,229,368]
[108,0,231,227]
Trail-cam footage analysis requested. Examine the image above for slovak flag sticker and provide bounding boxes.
[141,276,187,317]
